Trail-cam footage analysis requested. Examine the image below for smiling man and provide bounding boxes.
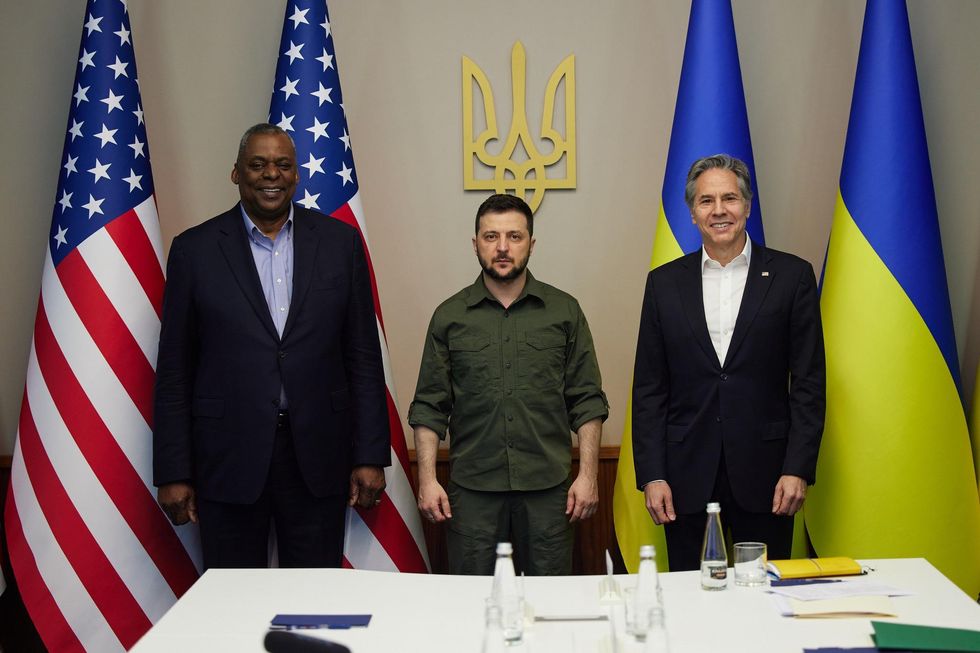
[153,123,390,569]
[409,194,608,575]
[632,154,826,571]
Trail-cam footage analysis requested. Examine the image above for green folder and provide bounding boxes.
[872,621,980,652]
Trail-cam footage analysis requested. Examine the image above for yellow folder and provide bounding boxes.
[767,556,863,579]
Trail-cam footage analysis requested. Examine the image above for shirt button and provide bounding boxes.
[506,389,512,395]
[504,311,510,318]
[507,440,514,448]
[279,306,286,312]
[277,278,282,284]
[275,251,279,256]
[507,415,513,422]
[504,335,510,342]
[504,362,511,369]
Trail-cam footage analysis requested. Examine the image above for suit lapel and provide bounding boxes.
[676,251,719,368]
[216,207,280,342]
[725,240,773,366]
[282,208,318,342]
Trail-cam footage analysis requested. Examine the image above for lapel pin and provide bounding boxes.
[761,271,769,277]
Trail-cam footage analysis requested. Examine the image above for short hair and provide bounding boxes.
[236,123,295,164]
[684,154,753,210]
[475,194,534,236]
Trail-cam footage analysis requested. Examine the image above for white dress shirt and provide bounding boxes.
[702,238,751,366]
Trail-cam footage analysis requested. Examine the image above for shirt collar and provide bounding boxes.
[464,270,543,307]
[240,203,294,243]
[701,236,751,270]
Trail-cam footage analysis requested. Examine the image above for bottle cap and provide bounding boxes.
[639,544,656,558]
[496,542,513,555]
[706,502,721,513]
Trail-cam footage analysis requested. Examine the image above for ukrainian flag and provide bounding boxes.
[972,366,980,494]
[805,0,980,596]
[612,0,765,572]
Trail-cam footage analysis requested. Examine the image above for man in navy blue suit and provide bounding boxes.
[153,123,390,569]
[632,154,825,571]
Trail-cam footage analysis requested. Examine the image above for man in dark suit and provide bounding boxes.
[153,123,390,569]
[632,154,825,571]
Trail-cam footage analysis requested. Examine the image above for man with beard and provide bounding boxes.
[409,194,608,575]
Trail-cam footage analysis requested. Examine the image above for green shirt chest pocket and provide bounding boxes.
[519,329,567,391]
[448,332,494,393]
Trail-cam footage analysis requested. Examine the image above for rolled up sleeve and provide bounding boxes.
[563,303,609,432]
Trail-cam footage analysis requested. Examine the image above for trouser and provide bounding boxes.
[446,479,573,576]
[664,452,794,572]
[197,410,348,569]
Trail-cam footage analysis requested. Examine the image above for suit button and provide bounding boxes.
[279,351,286,359]
[716,416,722,423]
[720,373,728,381]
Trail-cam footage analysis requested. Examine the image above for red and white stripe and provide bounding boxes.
[333,192,430,573]
[4,197,202,652]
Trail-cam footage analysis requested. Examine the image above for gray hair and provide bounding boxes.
[684,154,753,210]
[236,123,295,164]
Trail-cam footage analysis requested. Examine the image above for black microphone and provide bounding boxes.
[263,630,352,653]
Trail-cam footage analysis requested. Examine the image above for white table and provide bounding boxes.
[131,558,980,652]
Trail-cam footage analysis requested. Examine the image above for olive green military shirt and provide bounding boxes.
[408,272,609,492]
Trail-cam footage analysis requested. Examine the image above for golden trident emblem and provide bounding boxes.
[462,42,576,212]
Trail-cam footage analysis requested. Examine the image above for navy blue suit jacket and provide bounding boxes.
[631,242,825,514]
[153,204,390,503]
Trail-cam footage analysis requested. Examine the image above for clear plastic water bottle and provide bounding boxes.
[633,544,663,639]
[700,502,728,590]
[489,542,523,645]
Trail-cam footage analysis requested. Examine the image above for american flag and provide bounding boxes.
[3,1,201,651]
[269,1,429,572]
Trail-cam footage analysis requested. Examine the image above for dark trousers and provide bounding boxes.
[197,411,347,569]
[664,452,794,571]
[446,480,573,576]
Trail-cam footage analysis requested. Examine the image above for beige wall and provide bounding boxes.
[2,1,979,456]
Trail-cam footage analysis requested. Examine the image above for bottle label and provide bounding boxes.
[701,562,728,589]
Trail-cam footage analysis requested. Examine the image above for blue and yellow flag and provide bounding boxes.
[972,365,980,495]
[612,0,765,572]
[806,0,980,596]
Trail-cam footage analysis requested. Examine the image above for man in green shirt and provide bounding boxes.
[409,194,608,575]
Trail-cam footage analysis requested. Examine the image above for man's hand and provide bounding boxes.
[158,482,197,525]
[644,481,676,525]
[772,474,807,515]
[566,473,598,523]
[417,478,452,523]
[349,465,386,509]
